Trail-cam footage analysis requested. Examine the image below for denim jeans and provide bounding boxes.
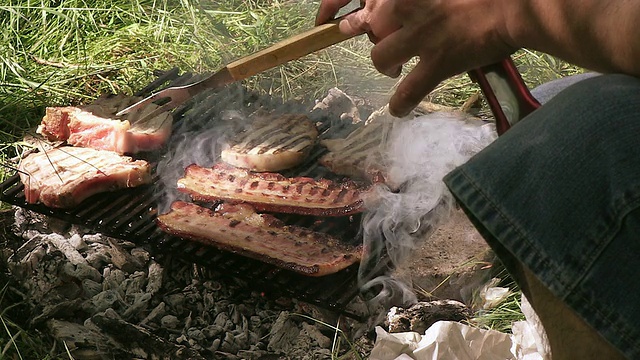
[444,74,640,358]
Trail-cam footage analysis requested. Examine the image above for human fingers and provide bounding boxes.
[370,30,415,77]
[327,0,404,41]
[388,60,444,117]
[315,0,353,25]
[337,10,370,36]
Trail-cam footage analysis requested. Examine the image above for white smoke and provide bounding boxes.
[359,110,497,307]
[155,86,498,309]
[155,107,250,214]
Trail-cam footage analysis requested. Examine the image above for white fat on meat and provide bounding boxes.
[36,94,172,154]
[220,113,318,172]
[18,146,151,208]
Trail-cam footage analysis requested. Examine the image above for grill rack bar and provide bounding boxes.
[0,175,366,318]
[0,68,375,320]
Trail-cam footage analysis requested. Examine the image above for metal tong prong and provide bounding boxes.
[115,90,178,118]
[115,71,231,123]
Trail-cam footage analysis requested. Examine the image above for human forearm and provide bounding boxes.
[503,0,640,75]
[315,0,640,117]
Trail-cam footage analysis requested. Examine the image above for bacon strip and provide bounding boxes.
[156,201,362,276]
[177,163,369,216]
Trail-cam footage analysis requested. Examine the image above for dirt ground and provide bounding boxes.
[394,208,495,306]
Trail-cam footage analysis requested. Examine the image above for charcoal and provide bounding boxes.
[161,315,180,329]
[386,300,471,333]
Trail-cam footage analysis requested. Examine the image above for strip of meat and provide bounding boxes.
[156,201,362,276]
[18,146,151,208]
[177,163,368,216]
[37,94,172,154]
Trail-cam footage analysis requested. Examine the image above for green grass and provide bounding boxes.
[0,0,585,162]
[0,0,391,183]
[0,0,356,161]
[471,289,527,334]
[0,279,66,359]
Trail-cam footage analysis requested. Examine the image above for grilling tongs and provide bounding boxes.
[117,15,540,133]
[116,15,357,122]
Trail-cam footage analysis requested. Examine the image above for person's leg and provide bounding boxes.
[529,72,600,105]
[444,73,640,358]
[520,265,625,360]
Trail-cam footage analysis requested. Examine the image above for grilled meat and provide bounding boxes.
[18,146,151,208]
[156,201,362,276]
[221,114,318,172]
[318,113,391,182]
[177,163,368,216]
[37,94,172,154]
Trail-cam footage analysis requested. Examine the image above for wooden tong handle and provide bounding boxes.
[226,19,356,80]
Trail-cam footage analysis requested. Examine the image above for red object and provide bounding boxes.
[469,58,541,135]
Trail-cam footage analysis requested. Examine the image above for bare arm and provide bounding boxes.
[506,1,640,76]
[316,0,640,117]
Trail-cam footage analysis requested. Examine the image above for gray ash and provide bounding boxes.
[2,207,372,359]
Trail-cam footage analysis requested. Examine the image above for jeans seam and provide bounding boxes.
[573,286,640,355]
[455,169,570,292]
[570,193,640,295]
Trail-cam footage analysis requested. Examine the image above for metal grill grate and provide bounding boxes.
[0,69,377,320]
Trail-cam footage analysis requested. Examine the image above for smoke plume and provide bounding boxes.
[358,109,497,307]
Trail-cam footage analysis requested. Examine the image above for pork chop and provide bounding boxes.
[37,94,172,154]
[177,163,369,216]
[18,146,151,208]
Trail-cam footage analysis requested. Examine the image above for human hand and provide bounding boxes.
[316,0,519,117]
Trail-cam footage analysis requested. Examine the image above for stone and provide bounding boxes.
[47,319,121,359]
[221,332,240,353]
[102,267,126,292]
[145,261,163,295]
[91,310,206,359]
[122,271,148,296]
[49,234,87,265]
[106,238,144,273]
[61,262,102,283]
[301,322,332,349]
[82,290,123,315]
[85,249,111,269]
[122,292,151,320]
[203,325,224,338]
[82,279,102,298]
[187,328,205,342]
[130,247,150,264]
[210,338,221,352]
[68,234,89,251]
[213,312,230,329]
